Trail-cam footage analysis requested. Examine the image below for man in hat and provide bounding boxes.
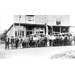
[11,36,14,49]
[15,37,19,49]
[5,36,9,50]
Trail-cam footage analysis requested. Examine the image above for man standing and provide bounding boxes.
[5,36,9,50]
[15,38,19,49]
[11,36,14,49]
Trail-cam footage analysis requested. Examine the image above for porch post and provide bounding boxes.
[25,15,27,38]
[19,15,21,37]
[45,15,49,46]
[60,27,61,33]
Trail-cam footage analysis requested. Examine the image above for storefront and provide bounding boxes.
[13,23,45,38]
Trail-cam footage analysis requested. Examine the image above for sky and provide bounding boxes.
[0,15,14,32]
[70,15,75,26]
[0,15,75,33]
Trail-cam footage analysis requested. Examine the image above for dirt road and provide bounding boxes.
[0,44,75,59]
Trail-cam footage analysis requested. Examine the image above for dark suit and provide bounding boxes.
[11,38,14,49]
[15,39,19,49]
[5,38,9,49]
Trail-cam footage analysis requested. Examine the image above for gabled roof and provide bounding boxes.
[6,24,13,34]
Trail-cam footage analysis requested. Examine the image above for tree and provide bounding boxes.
[0,30,7,41]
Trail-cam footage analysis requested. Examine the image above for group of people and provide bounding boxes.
[5,36,45,49]
[5,34,75,50]
[52,34,75,46]
[5,35,47,50]
[5,36,21,49]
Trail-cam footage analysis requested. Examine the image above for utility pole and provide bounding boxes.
[45,15,49,46]
[19,15,21,37]
[45,15,48,36]
[24,15,26,38]
[25,15,26,24]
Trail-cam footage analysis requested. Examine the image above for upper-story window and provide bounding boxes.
[26,15,35,23]
[28,16,34,21]
[56,21,61,25]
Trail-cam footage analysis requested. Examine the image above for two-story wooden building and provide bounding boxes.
[7,15,72,39]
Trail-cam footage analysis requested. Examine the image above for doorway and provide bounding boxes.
[53,26,60,33]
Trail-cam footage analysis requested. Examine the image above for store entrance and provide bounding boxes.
[26,25,34,37]
[53,26,60,34]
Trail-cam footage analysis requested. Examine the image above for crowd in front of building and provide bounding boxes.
[5,33,75,50]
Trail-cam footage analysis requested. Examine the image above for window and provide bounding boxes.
[61,27,69,33]
[53,26,60,32]
[26,15,34,22]
[28,16,34,21]
[56,21,61,25]
[40,31,43,33]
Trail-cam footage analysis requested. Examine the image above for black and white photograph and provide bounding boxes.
[0,15,75,59]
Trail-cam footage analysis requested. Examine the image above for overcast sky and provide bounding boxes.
[0,15,75,33]
[0,15,14,32]
[70,15,75,26]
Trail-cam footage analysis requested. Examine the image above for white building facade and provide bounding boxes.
[14,15,70,25]
[7,15,74,39]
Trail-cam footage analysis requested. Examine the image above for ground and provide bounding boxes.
[50,50,75,59]
[0,44,75,59]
